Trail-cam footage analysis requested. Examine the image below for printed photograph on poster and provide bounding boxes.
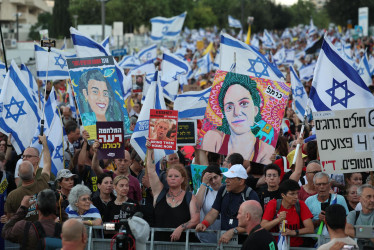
[132,74,145,93]
[96,121,124,159]
[197,70,291,165]
[67,56,132,141]
[148,109,178,150]
[177,120,197,146]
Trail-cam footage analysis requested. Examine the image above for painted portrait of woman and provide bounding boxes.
[201,72,274,164]
[78,69,123,126]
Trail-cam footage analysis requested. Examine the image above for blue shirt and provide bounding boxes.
[66,204,101,219]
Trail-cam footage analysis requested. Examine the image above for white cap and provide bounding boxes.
[128,216,150,248]
[223,164,248,179]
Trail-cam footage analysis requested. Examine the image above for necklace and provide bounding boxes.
[166,189,183,202]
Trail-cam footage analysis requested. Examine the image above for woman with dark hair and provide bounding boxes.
[78,69,123,125]
[195,165,223,243]
[91,172,115,217]
[202,73,273,164]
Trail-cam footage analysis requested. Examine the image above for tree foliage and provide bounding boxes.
[28,12,52,40]
[50,0,72,39]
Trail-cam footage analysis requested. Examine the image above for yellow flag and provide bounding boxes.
[202,42,213,56]
[245,25,251,45]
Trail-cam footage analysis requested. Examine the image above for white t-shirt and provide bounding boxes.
[317,237,358,250]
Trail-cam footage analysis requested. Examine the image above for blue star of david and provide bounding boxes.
[162,26,169,35]
[4,97,26,122]
[146,52,152,59]
[294,86,305,99]
[172,71,184,81]
[53,144,63,161]
[130,57,135,63]
[358,67,364,76]
[248,57,270,78]
[32,125,47,144]
[54,54,66,69]
[325,78,355,108]
[199,95,209,103]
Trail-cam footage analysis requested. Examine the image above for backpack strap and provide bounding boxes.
[273,199,282,220]
[21,221,33,250]
[156,187,168,206]
[355,211,360,225]
[185,191,192,205]
[245,186,253,199]
[221,187,227,198]
[295,200,303,228]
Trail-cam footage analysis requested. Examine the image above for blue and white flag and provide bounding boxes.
[0,61,6,78]
[213,49,220,70]
[356,52,372,86]
[150,12,187,41]
[273,47,286,65]
[308,18,317,36]
[127,59,156,99]
[277,233,288,250]
[228,15,242,29]
[0,60,41,154]
[60,37,67,50]
[309,37,374,112]
[20,64,43,108]
[195,53,212,78]
[290,67,309,122]
[161,52,190,101]
[262,29,276,49]
[118,55,141,69]
[174,47,187,59]
[220,33,284,81]
[34,44,76,81]
[130,72,174,173]
[66,82,77,119]
[299,62,316,82]
[285,48,295,65]
[174,87,211,119]
[101,36,110,53]
[137,44,157,63]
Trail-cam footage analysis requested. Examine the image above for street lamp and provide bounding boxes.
[97,0,110,40]
[73,15,78,28]
[14,12,22,42]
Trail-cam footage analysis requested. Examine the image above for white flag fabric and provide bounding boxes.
[285,49,295,65]
[20,64,43,108]
[357,53,372,86]
[66,81,77,119]
[34,44,76,81]
[298,62,316,82]
[0,60,41,154]
[290,66,309,122]
[137,44,157,63]
[174,87,211,119]
[195,53,212,78]
[213,49,220,70]
[273,47,286,65]
[262,29,276,49]
[150,12,187,41]
[228,15,242,29]
[118,55,141,69]
[309,37,374,111]
[220,33,284,81]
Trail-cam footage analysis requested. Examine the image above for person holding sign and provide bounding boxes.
[202,73,273,164]
[78,69,123,125]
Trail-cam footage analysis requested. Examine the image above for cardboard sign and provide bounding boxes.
[314,108,374,174]
[177,120,197,146]
[148,109,178,150]
[96,121,124,159]
[131,74,145,93]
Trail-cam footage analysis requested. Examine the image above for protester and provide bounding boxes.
[61,218,88,250]
[56,169,77,210]
[345,185,360,211]
[91,172,115,217]
[238,200,277,250]
[298,160,321,201]
[64,121,81,167]
[256,164,282,210]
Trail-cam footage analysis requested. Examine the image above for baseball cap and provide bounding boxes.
[56,169,77,181]
[223,164,248,179]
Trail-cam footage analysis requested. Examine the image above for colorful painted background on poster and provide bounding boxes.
[197,70,291,165]
[190,164,228,194]
[67,56,132,140]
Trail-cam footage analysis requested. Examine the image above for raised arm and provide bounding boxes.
[91,140,104,176]
[5,135,13,162]
[195,172,212,209]
[146,139,163,202]
[40,135,51,177]
[289,137,304,182]
[77,130,88,170]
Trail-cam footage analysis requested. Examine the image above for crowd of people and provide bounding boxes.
[0,24,373,250]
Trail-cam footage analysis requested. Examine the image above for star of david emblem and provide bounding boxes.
[294,86,305,99]
[32,125,47,144]
[199,95,209,103]
[146,52,152,59]
[53,144,63,161]
[358,67,364,76]
[162,26,169,35]
[247,57,270,78]
[4,97,27,122]
[325,78,355,108]
[54,54,66,69]
[130,57,135,63]
[172,71,184,81]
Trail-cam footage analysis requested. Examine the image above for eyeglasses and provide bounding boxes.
[306,171,321,175]
[266,174,279,178]
[22,155,39,159]
[80,197,91,202]
[315,182,329,186]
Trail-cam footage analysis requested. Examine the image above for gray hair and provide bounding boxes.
[19,161,34,181]
[357,184,374,196]
[307,160,321,167]
[37,189,56,216]
[68,184,91,211]
[313,172,330,184]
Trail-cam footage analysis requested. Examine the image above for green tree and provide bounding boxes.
[69,0,101,25]
[188,3,217,28]
[50,0,72,38]
[28,12,52,40]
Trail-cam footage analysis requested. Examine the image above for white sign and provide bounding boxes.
[314,108,374,174]
[358,7,369,37]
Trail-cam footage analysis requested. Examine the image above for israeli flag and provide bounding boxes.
[70,27,132,100]
[20,64,43,108]
[273,47,286,65]
[118,55,140,69]
[299,62,316,82]
[101,36,110,53]
[30,88,64,175]
[66,82,77,119]
[130,72,174,173]
[308,18,317,36]
[290,66,309,122]
[126,59,156,99]
[285,49,295,65]
[137,44,157,63]
[309,37,374,112]
[220,33,284,81]
[34,44,76,81]
[213,49,220,70]
[262,29,276,49]
[174,47,187,59]
[250,35,260,50]
[0,60,41,154]
[174,87,211,119]
[356,52,372,86]
[161,52,191,101]
[60,37,67,50]
[0,61,6,77]
[195,53,212,78]
[277,233,288,250]
[150,12,187,41]
[228,15,242,29]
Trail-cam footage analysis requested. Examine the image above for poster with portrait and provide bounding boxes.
[148,109,178,150]
[197,70,291,165]
[96,121,124,159]
[131,74,145,93]
[67,56,132,141]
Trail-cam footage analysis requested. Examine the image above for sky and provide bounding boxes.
[274,0,298,6]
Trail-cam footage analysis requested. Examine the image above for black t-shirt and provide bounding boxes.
[103,198,137,223]
[71,165,98,193]
[256,184,281,210]
[281,170,306,185]
[241,228,278,250]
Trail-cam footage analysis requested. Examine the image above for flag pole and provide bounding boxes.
[0,23,8,71]
[291,99,310,165]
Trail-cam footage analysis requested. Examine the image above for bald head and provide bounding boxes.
[18,161,34,181]
[62,219,86,242]
[240,200,263,223]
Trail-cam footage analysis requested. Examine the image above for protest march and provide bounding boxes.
[0,1,374,249]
